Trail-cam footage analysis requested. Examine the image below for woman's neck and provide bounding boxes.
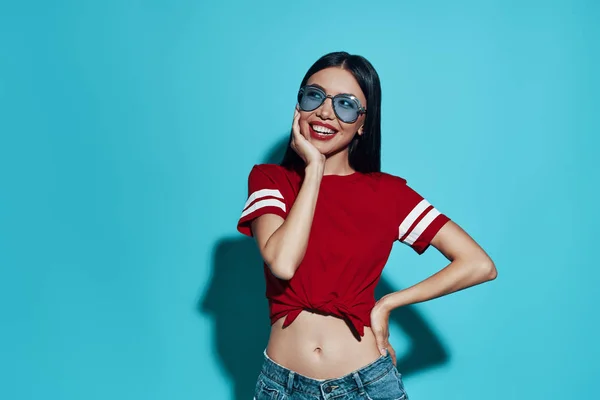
[323,149,354,176]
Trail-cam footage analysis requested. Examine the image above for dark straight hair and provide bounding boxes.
[280,51,382,173]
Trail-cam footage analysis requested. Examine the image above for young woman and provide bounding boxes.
[237,51,497,400]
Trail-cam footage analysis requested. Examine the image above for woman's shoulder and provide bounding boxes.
[246,163,302,189]
[365,171,408,187]
[249,163,298,178]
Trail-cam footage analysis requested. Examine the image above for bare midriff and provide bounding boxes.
[265,310,382,380]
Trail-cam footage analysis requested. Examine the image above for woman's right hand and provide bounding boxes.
[291,108,326,168]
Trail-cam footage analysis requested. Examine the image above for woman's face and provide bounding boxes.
[298,67,367,157]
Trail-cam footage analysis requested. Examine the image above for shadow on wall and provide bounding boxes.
[199,136,450,400]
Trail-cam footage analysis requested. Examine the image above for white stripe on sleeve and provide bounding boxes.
[403,208,441,245]
[399,199,431,239]
[243,189,284,211]
[240,198,286,219]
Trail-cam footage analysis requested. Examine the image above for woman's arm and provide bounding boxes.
[251,163,322,280]
[379,220,497,309]
[370,221,496,363]
[250,109,325,280]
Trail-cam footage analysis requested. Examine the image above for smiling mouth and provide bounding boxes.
[309,123,338,141]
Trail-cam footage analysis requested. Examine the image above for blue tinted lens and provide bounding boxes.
[299,87,325,111]
[333,96,360,123]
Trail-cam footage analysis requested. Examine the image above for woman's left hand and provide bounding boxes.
[370,300,396,365]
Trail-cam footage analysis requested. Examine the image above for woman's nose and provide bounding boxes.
[316,97,335,120]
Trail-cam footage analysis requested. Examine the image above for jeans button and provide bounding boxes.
[324,386,332,393]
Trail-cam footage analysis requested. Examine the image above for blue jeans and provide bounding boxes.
[254,350,408,399]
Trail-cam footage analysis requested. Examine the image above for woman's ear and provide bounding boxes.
[357,125,364,136]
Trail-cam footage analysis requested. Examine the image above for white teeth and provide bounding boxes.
[311,124,336,134]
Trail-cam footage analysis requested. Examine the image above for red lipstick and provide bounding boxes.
[308,121,338,141]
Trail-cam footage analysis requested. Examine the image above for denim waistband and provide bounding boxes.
[260,349,395,398]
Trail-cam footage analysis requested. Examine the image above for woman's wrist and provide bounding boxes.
[377,293,397,314]
[305,161,325,178]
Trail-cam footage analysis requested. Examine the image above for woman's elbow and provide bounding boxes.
[265,258,297,280]
[479,258,497,281]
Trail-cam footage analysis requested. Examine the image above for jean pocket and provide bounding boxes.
[364,368,407,400]
[254,377,281,400]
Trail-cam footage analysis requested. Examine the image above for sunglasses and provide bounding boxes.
[297,85,367,124]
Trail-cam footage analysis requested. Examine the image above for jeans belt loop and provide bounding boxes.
[352,371,365,395]
[286,370,295,395]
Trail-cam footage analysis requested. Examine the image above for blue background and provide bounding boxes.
[1,1,598,399]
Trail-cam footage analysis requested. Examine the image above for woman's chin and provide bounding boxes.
[310,141,331,154]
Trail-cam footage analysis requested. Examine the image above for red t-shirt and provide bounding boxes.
[237,164,450,337]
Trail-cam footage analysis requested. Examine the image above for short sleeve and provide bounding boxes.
[237,165,288,237]
[395,179,450,255]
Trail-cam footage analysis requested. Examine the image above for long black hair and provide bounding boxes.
[280,51,382,173]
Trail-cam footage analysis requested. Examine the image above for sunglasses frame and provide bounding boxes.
[297,85,367,124]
